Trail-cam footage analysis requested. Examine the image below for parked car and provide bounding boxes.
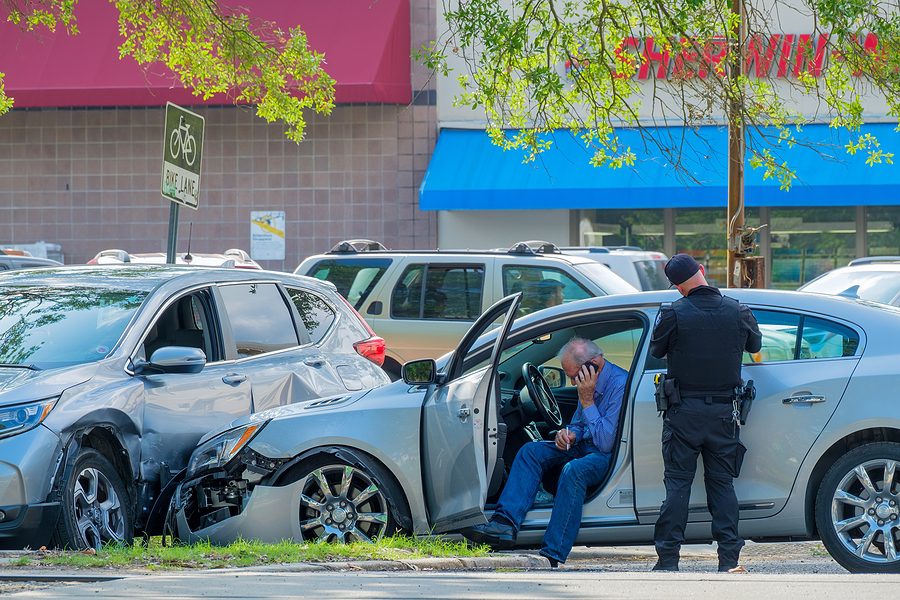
[295,239,637,378]
[88,248,262,270]
[0,265,388,550]
[172,288,900,573]
[558,246,670,291]
[799,257,900,306]
[0,248,62,271]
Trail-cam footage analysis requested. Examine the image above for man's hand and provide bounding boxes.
[576,362,599,409]
[554,428,576,451]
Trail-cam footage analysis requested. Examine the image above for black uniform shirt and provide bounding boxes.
[649,286,762,359]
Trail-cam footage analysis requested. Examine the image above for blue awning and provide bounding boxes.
[419,124,900,210]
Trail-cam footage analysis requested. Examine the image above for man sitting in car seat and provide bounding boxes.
[463,338,627,567]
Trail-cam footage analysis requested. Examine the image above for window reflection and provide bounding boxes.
[0,287,147,368]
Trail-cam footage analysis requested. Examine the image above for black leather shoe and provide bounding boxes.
[652,560,679,572]
[539,550,561,568]
[462,520,516,548]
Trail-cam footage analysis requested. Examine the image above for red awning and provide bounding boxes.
[0,0,410,107]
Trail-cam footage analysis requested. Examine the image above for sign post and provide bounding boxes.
[161,102,205,263]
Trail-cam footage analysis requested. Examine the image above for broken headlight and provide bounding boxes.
[186,422,266,477]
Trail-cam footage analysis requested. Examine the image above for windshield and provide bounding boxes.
[0,286,148,368]
[574,262,639,295]
[800,270,900,306]
[634,259,670,291]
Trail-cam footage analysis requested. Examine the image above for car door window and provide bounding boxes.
[744,309,859,363]
[800,316,860,359]
[218,283,299,358]
[306,259,392,309]
[142,290,218,362]
[391,263,485,320]
[285,287,336,344]
[502,265,591,315]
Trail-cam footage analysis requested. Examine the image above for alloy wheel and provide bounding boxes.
[831,459,900,564]
[72,467,127,550]
[297,464,389,543]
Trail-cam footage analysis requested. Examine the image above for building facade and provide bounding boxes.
[422,4,900,288]
[0,0,438,270]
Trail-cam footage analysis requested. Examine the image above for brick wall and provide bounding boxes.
[0,0,437,271]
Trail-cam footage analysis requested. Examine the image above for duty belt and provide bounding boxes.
[679,389,734,403]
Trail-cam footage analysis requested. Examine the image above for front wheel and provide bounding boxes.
[815,442,900,573]
[52,449,134,550]
[288,452,409,543]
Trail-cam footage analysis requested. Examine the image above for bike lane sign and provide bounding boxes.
[161,102,204,210]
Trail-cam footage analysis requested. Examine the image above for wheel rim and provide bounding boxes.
[831,458,900,564]
[297,464,389,543]
[72,467,126,550]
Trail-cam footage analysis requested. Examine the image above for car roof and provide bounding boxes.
[304,239,602,266]
[0,264,335,295]
[88,248,261,269]
[509,287,900,329]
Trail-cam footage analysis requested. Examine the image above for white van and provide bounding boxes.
[559,246,670,290]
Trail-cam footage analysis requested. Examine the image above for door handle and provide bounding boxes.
[222,374,247,385]
[458,404,470,421]
[304,357,326,367]
[782,393,826,405]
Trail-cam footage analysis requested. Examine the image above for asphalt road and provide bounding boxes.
[0,542,885,599]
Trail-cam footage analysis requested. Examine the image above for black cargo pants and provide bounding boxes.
[654,395,747,568]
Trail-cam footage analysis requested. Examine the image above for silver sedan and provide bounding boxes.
[173,289,900,573]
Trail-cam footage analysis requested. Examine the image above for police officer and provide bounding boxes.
[649,254,762,573]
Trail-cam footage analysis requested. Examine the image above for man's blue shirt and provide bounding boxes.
[567,360,628,454]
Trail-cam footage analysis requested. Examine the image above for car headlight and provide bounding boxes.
[0,398,57,439]
[187,423,265,476]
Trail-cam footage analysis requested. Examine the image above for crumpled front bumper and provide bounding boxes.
[173,478,307,545]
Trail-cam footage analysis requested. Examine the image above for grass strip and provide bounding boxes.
[12,535,489,570]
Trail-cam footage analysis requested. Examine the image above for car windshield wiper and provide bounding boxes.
[0,363,41,371]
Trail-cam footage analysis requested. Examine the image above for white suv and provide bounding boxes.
[559,246,670,291]
[296,240,637,378]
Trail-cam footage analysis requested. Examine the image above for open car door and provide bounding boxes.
[421,293,521,533]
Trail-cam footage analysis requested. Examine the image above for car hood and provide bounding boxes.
[0,363,97,405]
[196,379,421,444]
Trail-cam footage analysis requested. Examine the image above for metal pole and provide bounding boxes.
[166,202,180,264]
[726,0,746,287]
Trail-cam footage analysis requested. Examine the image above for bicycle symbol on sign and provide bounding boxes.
[169,115,197,167]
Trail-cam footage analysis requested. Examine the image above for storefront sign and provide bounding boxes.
[250,211,286,260]
[565,32,880,81]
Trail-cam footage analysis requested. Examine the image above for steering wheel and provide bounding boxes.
[522,363,563,428]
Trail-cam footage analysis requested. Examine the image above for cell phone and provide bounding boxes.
[577,360,596,381]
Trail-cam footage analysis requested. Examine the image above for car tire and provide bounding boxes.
[51,449,134,550]
[815,442,900,573]
[285,450,410,543]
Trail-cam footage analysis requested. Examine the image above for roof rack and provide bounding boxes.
[848,256,900,266]
[329,239,390,254]
[508,240,562,255]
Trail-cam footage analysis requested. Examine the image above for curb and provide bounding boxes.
[212,554,550,573]
[0,554,550,580]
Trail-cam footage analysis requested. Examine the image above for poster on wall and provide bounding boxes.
[250,211,286,260]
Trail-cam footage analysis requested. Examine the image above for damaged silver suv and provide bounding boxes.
[0,265,388,550]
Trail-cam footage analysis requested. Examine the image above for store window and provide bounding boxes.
[769,208,856,289]
[578,209,665,251]
[674,208,761,288]
[867,206,900,256]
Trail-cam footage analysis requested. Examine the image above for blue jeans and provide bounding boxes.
[493,440,611,563]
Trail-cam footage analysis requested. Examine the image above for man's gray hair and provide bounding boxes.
[557,337,603,363]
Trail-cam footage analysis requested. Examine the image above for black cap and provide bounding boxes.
[664,254,701,286]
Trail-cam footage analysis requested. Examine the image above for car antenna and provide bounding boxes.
[184,223,193,262]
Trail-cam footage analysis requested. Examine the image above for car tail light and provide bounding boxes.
[353,337,386,367]
[337,295,387,367]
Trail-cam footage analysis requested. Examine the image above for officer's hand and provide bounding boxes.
[554,428,576,450]
[576,363,599,408]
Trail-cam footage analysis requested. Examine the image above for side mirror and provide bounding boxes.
[146,346,207,374]
[402,359,437,386]
[539,365,565,389]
